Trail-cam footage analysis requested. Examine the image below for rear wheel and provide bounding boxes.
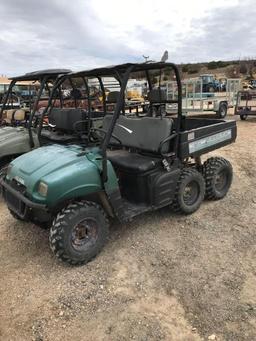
[203,157,233,200]
[240,114,248,120]
[49,201,109,265]
[173,168,205,214]
[217,103,227,118]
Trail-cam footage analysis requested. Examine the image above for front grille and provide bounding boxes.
[5,190,20,209]
[3,180,27,218]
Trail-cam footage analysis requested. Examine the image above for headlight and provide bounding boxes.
[38,181,48,196]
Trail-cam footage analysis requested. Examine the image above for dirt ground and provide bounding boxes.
[1,115,256,341]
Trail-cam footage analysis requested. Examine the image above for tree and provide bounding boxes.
[239,62,248,75]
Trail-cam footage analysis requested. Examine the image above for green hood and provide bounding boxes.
[7,144,118,207]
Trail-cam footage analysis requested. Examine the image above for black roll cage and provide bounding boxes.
[0,69,71,148]
[37,62,182,183]
[37,73,93,143]
[37,72,122,144]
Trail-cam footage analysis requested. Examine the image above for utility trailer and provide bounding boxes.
[234,90,256,120]
[166,77,240,118]
[0,62,237,265]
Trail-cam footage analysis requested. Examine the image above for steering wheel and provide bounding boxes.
[88,128,122,145]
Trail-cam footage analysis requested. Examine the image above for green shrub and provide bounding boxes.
[207,60,230,70]
[181,64,189,73]
[188,68,199,74]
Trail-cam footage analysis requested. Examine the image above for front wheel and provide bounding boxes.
[172,168,205,214]
[203,157,233,200]
[49,201,109,265]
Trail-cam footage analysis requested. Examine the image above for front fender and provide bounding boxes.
[34,160,119,208]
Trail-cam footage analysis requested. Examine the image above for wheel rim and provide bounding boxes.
[220,106,226,117]
[215,170,228,192]
[183,181,200,206]
[71,218,99,251]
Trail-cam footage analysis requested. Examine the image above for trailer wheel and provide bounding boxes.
[173,168,205,214]
[217,103,227,118]
[240,114,248,120]
[49,201,109,265]
[203,157,233,200]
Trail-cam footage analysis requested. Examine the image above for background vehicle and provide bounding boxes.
[0,62,236,265]
[201,74,225,92]
[166,77,240,118]
[0,69,71,169]
[0,75,40,107]
[249,80,256,89]
[235,90,256,120]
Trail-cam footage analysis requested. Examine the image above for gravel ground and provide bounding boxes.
[0,116,256,341]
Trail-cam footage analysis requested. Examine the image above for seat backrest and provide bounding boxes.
[147,88,167,103]
[48,108,85,131]
[102,115,173,153]
[147,89,167,117]
[107,91,120,103]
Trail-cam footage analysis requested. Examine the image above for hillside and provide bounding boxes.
[179,59,256,80]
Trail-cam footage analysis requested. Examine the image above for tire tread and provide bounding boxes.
[203,156,232,200]
[49,201,109,265]
[172,168,205,214]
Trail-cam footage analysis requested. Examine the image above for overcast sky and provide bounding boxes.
[0,0,255,76]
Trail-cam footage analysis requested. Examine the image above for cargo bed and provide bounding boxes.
[174,117,236,158]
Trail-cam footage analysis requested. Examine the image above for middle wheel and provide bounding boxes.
[173,168,205,214]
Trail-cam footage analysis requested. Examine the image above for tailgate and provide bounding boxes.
[179,120,237,158]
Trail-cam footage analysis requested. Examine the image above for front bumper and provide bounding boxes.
[0,177,47,219]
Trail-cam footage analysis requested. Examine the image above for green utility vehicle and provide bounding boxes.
[0,69,71,168]
[0,62,237,265]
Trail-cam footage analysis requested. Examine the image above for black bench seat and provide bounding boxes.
[107,149,161,173]
[103,114,173,173]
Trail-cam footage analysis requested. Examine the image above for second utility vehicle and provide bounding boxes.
[0,62,236,265]
[0,69,71,168]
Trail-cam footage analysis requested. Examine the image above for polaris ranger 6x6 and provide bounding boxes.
[0,62,236,265]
